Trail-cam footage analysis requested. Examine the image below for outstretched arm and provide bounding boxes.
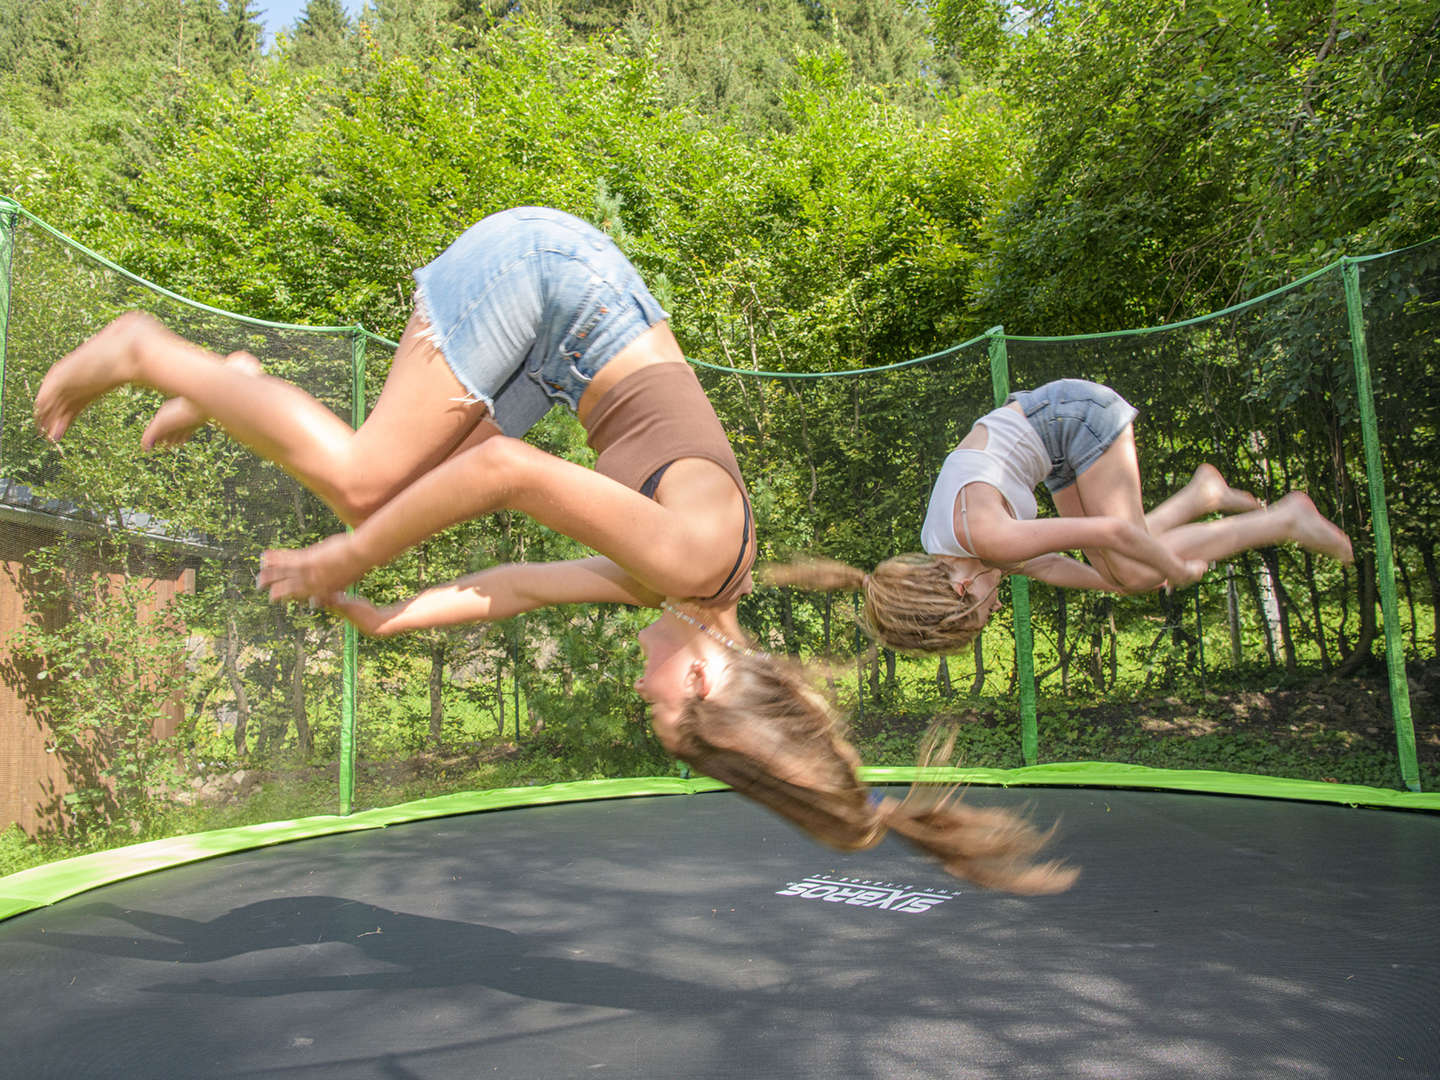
[1021,553,1129,592]
[325,556,659,637]
[977,515,1207,590]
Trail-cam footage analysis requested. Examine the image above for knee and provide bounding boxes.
[334,485,391,527]
[457,434,531,493]
[116,309,161,336]
[338,433,529,525]
[1095,551,1165,595]
[1110,567,1166,594]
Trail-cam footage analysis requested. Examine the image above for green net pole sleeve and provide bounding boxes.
[0,198,17,428]
[987,328,1038,765]
[1341,258,1420,792]
[339,327,368,814]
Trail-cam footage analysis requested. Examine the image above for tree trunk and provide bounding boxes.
[224,613,250,758]
[1107,601,1118,688]
[779,589,798,655]
[429,641,445,745]
[971,634,987,696]
[495,650,505,736]
[1301,552,1331,672]
[936,656,953,698]
[1420,542,1440,658]
[1258,548,1297,675]
[292,623,311,756]
[1243,556,1279,668]
[1395,552,1418,654]
[1056,590,1069,696]
[1089,624,1105,691]
[1226,563,1243,668]
[1335,552,1379,676]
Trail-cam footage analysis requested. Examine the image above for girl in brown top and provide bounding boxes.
[35,207,1072,894]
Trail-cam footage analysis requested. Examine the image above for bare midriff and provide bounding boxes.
[576,321,687,428]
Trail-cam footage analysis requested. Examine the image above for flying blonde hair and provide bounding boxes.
[764,555,999,655]
[668,651,1076,895]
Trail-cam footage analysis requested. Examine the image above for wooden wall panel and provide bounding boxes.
[0,526,196,835]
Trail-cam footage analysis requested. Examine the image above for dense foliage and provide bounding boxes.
[0,0,1434,849]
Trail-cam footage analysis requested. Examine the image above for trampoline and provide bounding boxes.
[2,778,1438,1079]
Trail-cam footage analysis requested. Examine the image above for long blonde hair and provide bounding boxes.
[670,651,1076,895]
[764,555,998,655]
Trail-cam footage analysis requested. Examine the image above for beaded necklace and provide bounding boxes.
[660,600,758,657]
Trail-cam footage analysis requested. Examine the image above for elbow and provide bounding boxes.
[1109,519,1141,547]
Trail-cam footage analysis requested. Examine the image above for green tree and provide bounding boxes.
[943,0,1440,331]
[287,0,355,68]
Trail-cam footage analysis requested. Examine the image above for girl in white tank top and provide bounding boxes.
[774,378,1354,655]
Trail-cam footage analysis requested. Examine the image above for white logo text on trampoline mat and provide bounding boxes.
[776,875,959,914]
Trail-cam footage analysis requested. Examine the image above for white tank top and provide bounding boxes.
[920,406,1049,558]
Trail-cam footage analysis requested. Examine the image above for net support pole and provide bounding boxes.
[1340,257,1420,792]
[0,198,17,427]
[339,327,368,814]
[986,328,1038,765]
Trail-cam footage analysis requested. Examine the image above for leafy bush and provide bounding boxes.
[5,557,187,841]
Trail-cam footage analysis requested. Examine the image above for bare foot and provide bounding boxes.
[258,533,370,603]
[34,311,155,440]
[1192,463,1262,515]
[1279,491,1354,563]
[142,350,263,449]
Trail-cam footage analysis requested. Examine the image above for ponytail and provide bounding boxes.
[764,553,998,655]
[763,557,867,594]
[672,653,1076,895]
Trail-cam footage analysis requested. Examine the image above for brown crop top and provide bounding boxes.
[583,363,755,607]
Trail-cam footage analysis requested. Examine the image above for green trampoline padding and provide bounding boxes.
[3,763,1435,923]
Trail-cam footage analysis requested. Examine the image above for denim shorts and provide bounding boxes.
[412,207,669,437]
[1007,379,1138,493]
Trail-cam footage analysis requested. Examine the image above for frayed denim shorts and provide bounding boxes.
[412,207,669,437]
[1008,378,1138,493]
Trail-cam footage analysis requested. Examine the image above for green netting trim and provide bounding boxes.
[6,198,397,348]
[1345,236,1440,266]
[684,265,1343,378]
[685,237,1438,377]
[3,766,1433,923]
[686,332,990,378]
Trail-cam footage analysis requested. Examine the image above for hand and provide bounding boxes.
[258,533,367,602]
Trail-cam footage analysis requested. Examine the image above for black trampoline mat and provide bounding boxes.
[1,786,1436,1079]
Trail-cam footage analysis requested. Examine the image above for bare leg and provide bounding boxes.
[142,350,264,448]
[1053,432,1285,591]
[260,435,750,605]
[1160,491,1352,566]
[1145,463,1261,535]
[1050,426,1157,588]
[36,310,489,525]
